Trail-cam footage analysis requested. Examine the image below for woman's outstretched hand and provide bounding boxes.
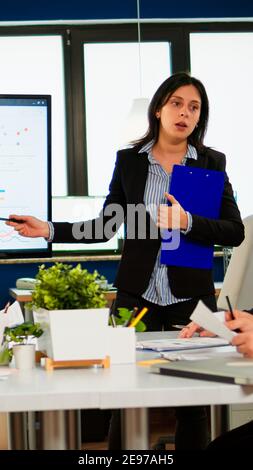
[6,215,50,238]
[178,311,236,339]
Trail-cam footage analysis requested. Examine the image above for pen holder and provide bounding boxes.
[106,326,136,364]
[13,344,35,370]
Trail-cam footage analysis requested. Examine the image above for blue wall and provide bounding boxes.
[0,260,119,306]
[0,257,224,307]
[0,1,253,22]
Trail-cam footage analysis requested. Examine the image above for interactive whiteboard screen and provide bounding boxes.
[0,95,51,258]
[52,196,120,254]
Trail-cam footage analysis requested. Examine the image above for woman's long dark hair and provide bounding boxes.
[132,72,209,152]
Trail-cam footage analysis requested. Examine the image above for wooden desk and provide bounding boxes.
[9,288,33,318]
[10,285,222,309]
[214,281,223,299]
[9,288,33,303]
[9,287,117,310]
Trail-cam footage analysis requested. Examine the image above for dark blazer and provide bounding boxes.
[53,146,244,299]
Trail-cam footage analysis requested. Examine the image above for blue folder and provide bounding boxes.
[160,165,225,269]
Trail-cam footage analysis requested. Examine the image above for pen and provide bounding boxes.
[0,217,25,223]
[110,313,117,328]
[123,307,138,327]
[129,307,148,328]
[3,301,10,313]
[109,299,117,327]
[172,324,188,330]
[225,295,235,319]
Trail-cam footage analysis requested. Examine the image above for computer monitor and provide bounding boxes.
[218,215,253,311]
[0,95,51,258]
[52,196,121,254]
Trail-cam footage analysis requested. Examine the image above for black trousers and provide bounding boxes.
[207,420,253,449]
[108,290,217,450]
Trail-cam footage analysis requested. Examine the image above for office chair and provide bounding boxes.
[218,215,253,311]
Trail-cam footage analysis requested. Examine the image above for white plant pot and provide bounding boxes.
[13,344,35,370]
[33,308,109,361]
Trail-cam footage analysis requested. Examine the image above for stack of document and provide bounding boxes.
[137,300,239,361]
[136,336,230,352]
[160,345,236,362]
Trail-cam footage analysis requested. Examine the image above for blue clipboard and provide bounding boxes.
[160,165,225,269]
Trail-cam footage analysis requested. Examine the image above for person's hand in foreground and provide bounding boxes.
[6,215,49,238]
[225,309,253,333]
[226,310,253,358]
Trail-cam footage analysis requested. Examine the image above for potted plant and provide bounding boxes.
[30,263,109,361]
[113,307,146,332]
[4,321,43,369]
[0,345,10,366]
[31,262,107,311]
[30,263,147,364]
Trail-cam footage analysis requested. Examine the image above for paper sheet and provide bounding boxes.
[0,301,24,345]
[190,300,236,342]
[6,301,24,326]
[0,315,9,347]
[136,336,230,352]
[161,345,236,361]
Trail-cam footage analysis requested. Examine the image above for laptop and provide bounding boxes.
[153,356,253,385]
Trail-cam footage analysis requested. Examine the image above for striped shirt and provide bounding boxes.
[139,141,198,306]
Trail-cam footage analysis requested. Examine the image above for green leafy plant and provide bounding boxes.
[30,262,107,310]
[112,307,147,332]
[4,322,44,345]
[0,347,10,365]
[3,321,44,361]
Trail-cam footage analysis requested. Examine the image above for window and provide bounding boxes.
[52,196,119,254]
[2,22,253,224]
[69,23,184,196]
[0,35,67,196]
[190,31,253,217]
[84,42,171,196]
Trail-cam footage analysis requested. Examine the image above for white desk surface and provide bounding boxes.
[1,331,253,450]
[0,353,253,413]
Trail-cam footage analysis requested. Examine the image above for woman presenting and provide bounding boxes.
[7,72,244,449]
